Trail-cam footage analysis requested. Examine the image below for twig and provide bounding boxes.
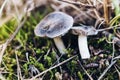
[113,55,120,60]
[0,16,12,26]
[111,40,115,63]
[103,0,109,25]
[95,19,105,29]
[11,0,20,21]
[59,0,95,8]
[97,26,113,32]
[102,31,120,47]
[87,0,101,20]
[51,2,81,12]
[98,60,116,80]
[0,43,7,65]
[29,55,77,80]
[0,0,8,18]
[15,52,23,80]
[77,60,93,80]
[0,15,27,64]
[114,65,120,80]
[96,0,103,4]
[7,16,27,44]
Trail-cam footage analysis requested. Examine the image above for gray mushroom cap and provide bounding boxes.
[34,12,74,38]
[71,26,98,36]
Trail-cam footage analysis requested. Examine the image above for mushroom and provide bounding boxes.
[71,25,97,59]
[34,12,73,55]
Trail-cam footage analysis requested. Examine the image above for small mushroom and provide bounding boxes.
[34,12,73,55]
[71,25,97,59]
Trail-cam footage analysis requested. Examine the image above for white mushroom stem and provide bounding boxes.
[78,35,90,59]
[53,37,66,55]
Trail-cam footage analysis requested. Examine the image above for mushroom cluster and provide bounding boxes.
[34,11,95,59]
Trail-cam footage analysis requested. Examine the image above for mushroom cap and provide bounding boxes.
[34,12,73,38]
[71,26,97,36]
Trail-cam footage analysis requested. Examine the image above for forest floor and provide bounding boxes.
[0,0,120,80]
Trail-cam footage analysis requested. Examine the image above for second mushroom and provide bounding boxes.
[71,25,97,59]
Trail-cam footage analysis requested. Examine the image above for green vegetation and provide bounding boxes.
[1,0,120,80]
